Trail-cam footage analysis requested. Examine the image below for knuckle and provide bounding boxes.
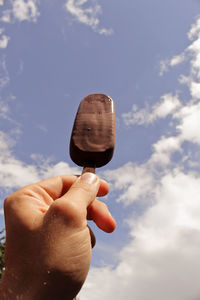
[4,197,10,213]
[99,201,108,210]
[4,187,30,212]
[101,201,108,208]
[4,193,16,210]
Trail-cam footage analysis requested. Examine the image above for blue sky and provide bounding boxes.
[1,1,200,299]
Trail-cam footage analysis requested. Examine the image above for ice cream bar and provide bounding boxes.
[70,93,115,173]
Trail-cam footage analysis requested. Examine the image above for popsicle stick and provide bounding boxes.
[82,166,96,174]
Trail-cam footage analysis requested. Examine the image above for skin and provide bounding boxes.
[0,173,116,300]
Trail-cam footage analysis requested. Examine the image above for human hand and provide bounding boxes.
[0,173,116,300]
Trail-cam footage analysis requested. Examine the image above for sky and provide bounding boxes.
[1,0,200,299]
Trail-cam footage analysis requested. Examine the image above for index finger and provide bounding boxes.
[36,175,77,199]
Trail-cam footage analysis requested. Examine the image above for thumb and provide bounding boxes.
[65,172,100,207]
[45,173,100,228]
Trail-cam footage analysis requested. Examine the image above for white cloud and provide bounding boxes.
[0,93,19,123]
[105,163,155,205]
[0,33,10,48]
[152,136,180,154]
[190,81,200,99]
[0,56,9,88]
[151,136,182,166]
[104,136,182,207]
[170,53,186,66]
[80,170,200,300]
[80,118,200,299]
[0,0,40,24]
[0,1,39,51]
[12,0,40,22]
[175,101,200,145]
[79,15,200,300]
[188,16,200,40]
[159,16,200,89]
[0,131,78,191]
[65,0,113,35]
[1,10,11,23]
[188,38,200,68]
[159,53,186,76]
[0,101,10,119]
[153,94,181,118]
[123,93,181,126]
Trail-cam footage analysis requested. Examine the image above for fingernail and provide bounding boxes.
[80,172,98,184]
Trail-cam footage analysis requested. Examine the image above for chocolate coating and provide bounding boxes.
[70,94,115,168]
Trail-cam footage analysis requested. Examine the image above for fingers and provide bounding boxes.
[87,199,116,233]
[97,179,109,197]
[5,173,113,234]
[36,175,78,200]
[33,174,109,200]
[88,226,96,248]
[37,174,115,233]
[44,173,101,228]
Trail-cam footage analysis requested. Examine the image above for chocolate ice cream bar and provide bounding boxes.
[70,94,115,173]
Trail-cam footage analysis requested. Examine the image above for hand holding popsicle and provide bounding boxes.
[0,174,116,300]
[0,93,116,300]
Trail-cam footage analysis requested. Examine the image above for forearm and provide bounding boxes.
[0,285,77,300]
[0,271,78,300]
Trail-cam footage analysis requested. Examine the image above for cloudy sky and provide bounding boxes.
[1,0,200,299]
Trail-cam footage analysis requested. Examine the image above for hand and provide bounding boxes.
[0,173,116,300]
